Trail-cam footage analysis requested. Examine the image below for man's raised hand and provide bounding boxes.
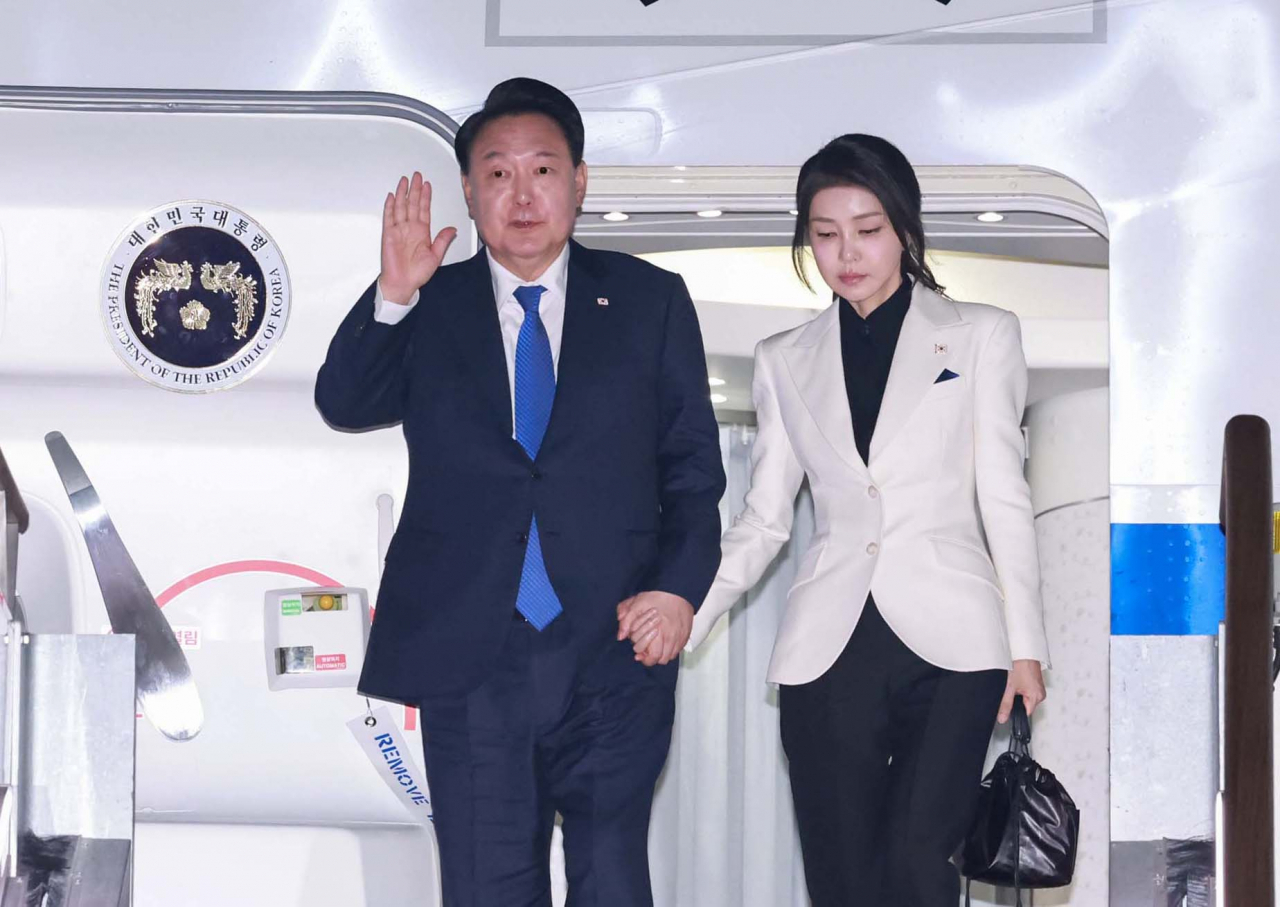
[380,171,458,304]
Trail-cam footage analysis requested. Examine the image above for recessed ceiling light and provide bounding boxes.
[697,209,723,218]
[976,212,1005,223]
[674,165,688,171]
[708,377,726,387]
[602,211,630,222]
[710,393,728,404]
[789,209,799,216]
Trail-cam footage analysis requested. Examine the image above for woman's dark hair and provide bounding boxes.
[790,133,943,295]
[454,77,585,175]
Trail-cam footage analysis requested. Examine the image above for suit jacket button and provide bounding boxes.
[866,542,879,556]
[531,470,542,480]
[867,486,879,499]
[518,533,529,544]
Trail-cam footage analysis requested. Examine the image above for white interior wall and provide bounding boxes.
[1020,387,1110,907]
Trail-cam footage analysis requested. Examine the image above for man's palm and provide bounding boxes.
[380,171,457,302]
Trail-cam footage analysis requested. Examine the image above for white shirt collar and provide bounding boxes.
[487,242,571,311]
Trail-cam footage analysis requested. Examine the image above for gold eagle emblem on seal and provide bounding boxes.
[133,259,260,339]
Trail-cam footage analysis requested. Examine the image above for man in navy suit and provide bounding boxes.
[315,78,725,906]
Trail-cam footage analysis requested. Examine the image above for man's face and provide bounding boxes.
[462,113,587,278]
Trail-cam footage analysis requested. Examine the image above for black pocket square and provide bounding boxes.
[935,369,960,383]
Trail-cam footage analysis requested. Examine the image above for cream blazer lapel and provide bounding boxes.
[779,302,870,479]
[869,284,970,467]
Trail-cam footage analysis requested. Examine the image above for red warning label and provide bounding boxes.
[316,654,348,672]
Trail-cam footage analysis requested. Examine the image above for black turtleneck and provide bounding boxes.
[838,277,913,464]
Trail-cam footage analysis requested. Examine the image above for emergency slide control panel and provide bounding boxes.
[264,586,370,691]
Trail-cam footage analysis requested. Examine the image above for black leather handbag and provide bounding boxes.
[956,696,1080,906]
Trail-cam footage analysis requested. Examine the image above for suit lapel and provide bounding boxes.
[868,284,967,466]
[440,249,513,438]
[780,303,869,477]
[538,240,598,459]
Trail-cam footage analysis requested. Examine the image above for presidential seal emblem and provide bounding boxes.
[101,201,291,392]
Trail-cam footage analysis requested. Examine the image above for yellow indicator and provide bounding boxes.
[1274,509,1280,555]
[300,592,344,612]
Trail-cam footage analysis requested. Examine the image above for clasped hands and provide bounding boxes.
[616,591,694,667]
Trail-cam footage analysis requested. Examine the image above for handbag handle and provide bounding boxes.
[1009,694,1031,757]
[1010,696,1029,906]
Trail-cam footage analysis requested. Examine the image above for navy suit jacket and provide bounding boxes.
[315,241,726,703]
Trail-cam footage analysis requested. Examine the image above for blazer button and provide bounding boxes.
[518,532,529,544]
[866,542,879,556]
[867,486,879,499]
[531,469,542,480]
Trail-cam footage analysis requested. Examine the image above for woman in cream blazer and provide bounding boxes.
[634,135,1052,907]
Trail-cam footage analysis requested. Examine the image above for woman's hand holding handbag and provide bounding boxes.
[955,695,1081,907]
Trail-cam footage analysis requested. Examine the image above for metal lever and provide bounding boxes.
[45,431,203,741]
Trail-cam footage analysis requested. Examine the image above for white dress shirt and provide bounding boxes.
[373,243,570,432]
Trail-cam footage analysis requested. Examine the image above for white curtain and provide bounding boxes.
[648,423,812,907]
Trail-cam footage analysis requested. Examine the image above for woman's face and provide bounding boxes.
[807,185,905,312]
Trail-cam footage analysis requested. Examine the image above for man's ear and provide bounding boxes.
[461,172,475,219]
[574,161,588,208]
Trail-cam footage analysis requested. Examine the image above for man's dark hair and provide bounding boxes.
[454,77,585,175]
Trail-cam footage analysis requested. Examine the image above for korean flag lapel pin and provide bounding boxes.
[597,297,609,306]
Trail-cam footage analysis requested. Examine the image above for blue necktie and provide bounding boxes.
[512,284,563,630]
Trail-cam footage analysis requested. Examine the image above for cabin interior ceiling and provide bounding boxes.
[581,211,1108,266]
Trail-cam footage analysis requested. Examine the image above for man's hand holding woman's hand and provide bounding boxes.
[616,591,695,667]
